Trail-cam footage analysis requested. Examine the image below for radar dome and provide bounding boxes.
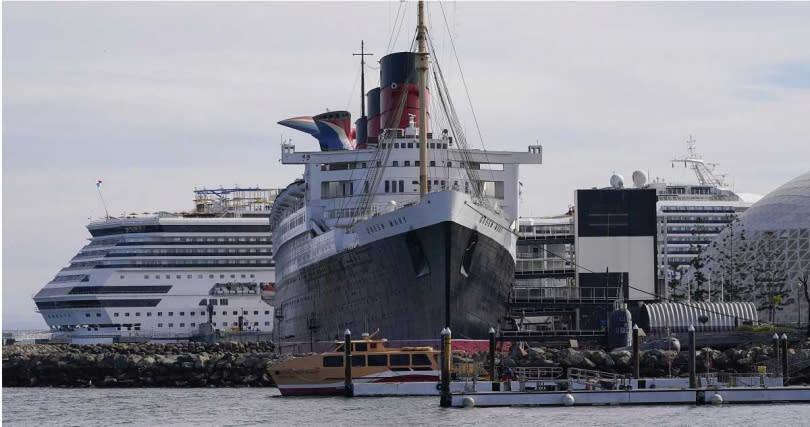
[632,170,648,188]
[610,173,625,189]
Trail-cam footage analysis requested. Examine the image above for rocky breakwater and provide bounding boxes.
[477,337,810,385]
[2,342,286,387]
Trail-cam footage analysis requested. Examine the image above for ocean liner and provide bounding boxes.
[270,1,542,344]
[33,187,279,343]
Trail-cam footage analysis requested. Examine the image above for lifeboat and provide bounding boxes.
[260,283,276,301]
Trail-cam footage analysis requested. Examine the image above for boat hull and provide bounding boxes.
[275,219,514,342]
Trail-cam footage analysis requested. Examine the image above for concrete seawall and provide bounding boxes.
[2,342,283,387]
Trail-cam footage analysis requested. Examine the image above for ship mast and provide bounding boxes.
[353,40,373,117]
[417,0,430,196]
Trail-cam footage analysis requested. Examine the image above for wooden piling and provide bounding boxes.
[344,329,353,397]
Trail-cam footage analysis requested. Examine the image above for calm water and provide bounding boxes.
[3,387,810,426]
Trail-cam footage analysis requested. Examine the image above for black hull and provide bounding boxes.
[275,221,514,342]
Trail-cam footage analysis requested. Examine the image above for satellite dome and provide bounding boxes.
[610,173,625,189]
[632,170,648,188]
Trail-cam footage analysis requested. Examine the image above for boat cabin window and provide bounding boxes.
[323,356,343,367]
[390,354,410,366]
[368,355,387,366]
[334,344,344,352]
[352,355,366,367]
[411,354,431,366]
[354,343,367,352]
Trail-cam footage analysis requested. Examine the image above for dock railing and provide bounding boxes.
[567,368,628,384]
[513,366,564,381]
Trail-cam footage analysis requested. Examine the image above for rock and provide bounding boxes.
[558,348,596,370]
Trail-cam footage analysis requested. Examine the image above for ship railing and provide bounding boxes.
[513,366,564,381]
[510,286,620,303]
[515,259,572,272]
[500,329,606,338]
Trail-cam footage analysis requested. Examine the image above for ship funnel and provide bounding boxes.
[279,111,355,151]
[380,52,430,132]
[366,87,382,145]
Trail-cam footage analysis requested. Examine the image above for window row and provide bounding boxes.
[89,224,271,237]
[107,247,271,257]
[379,142,449,150]
[322,353,433,368]
[63,309,272,318]
[139,273,257,280]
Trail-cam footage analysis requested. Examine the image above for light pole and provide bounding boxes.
[798,281,803,328]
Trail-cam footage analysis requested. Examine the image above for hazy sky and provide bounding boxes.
[3,2,810,329]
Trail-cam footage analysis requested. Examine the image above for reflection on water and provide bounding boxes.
[3,387,810,426]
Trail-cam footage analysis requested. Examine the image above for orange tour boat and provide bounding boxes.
[270,332,441,396]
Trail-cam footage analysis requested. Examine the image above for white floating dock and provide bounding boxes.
[354,381,493,397]
[450,387,810,407]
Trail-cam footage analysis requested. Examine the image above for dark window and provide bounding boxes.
[399,180,404,193]
[393,161,399,167]
[405,161,411,167]
[412,354,431,366]
[69,286,172,295]
[368,355,387,366]
[233,311,238,315]
[168,312,173,316]
[146,312,152,317]
[179,323,185,327]
[390,354,410,366]
[430,161,436,167]
[254,311,259,315]
[354,342,368,352]
[352,355,366,367]
[179,312,184,316]
[385,181,390,193]
[323,356,343,367]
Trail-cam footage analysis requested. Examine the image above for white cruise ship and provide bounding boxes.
[33,187,280,344]
[645,138,758,297]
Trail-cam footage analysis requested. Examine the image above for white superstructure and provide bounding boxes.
[645,138,756,296]
[34,187,280,343]
[271,137,542,281]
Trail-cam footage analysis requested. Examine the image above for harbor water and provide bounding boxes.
[4,388,810,426]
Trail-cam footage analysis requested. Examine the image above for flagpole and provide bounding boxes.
[96,180,110,220]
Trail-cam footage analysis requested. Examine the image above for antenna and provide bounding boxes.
[96,179,110,220]
[352,40,374,117]
[670,135,727,188]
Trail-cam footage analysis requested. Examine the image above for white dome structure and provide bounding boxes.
[689,171,810,325]
[737,171,810,232]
